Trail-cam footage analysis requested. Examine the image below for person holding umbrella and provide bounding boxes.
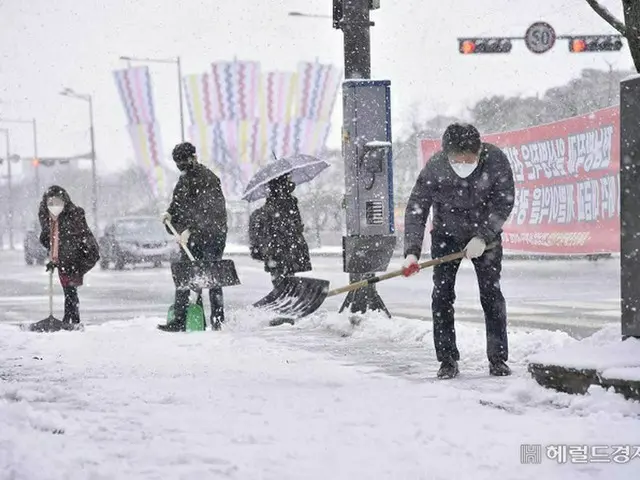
[36,185,99,328]
[249,173,311,287]
[244,154,329,288]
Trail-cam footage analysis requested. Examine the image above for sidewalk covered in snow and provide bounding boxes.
[1,313,640,479]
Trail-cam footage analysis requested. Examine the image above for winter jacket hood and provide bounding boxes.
[38,186,100,278]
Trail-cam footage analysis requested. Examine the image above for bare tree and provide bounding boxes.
[585,0,640,72]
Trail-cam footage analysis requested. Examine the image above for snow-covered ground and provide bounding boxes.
[2,311,639,479]
[530,327,640,381]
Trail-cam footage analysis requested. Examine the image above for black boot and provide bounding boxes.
[489,359,512,376]
[437,359,459,379]
[157,322,185,332]
[209,287,224,331]
[63,286,80,324]
[160,289,189,332]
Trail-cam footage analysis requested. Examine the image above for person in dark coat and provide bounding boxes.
[159,142,228,332]
[38,185,100,325]
[402,123,515,379]
[249,174,312,288]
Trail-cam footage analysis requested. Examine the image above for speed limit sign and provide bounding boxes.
[525,22,556,54]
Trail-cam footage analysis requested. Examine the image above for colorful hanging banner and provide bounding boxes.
[113,66,167,200]
[181,59,342,200]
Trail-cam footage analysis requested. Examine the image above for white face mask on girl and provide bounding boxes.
[48,205,64,217]
[450,162,478,178]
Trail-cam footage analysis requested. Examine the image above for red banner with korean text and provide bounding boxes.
[418,107,620,254]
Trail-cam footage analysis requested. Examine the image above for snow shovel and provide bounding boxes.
[253,243,497,319]
[164,220,240,290]
[25,269,76,332]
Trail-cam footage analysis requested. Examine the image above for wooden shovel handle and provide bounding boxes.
[327,241,498,298]
[164,219,197,262]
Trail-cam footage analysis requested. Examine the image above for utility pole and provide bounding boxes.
[335,0,396,318]
[33,118,40,195]
[0,128,14,249]
[88,95,98,230]
[0,117,40,197]
[60,88,99,230]
[119,55,186,142]
[340,0,371,78]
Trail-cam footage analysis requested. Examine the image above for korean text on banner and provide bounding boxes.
[418,107,620,254]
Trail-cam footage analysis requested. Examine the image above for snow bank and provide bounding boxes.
[529,325,640,379]
[1,315,639,479]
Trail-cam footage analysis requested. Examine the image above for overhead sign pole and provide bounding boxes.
[458,22,624,55]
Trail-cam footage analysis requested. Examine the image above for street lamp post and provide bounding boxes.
[60,88,98,230]
[0,128,15,249]
[119,55,185,142]
[288,11,332,19]
[0,117,40,194]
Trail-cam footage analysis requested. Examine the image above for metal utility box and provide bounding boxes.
[342,79,396,274]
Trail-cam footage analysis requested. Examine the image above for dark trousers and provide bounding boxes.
[63,287,80,324]
[171,236,226,327]
[431,235,508,363]
[174,287,224,327]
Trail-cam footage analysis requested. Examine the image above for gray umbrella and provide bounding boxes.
[242,154,330,202]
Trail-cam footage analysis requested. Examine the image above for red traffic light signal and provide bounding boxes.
[568,35,623,52]
[460,40,476,54]
[458,38,512,54]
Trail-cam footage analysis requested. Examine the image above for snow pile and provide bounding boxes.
[1,316,639,479]
[529,324,640,381]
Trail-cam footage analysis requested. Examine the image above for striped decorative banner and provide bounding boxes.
[113,66,157,124]
[211,61,261,120]
[113,66,167,201]
[180,59,342,200]
[295,61,341,121]
[127,122,167,200]
[183,73,217,126]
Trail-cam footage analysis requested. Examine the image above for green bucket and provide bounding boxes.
[166,303,205,332]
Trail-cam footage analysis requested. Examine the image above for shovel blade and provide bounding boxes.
[172,259,241,290]
[253,276,330,318]
[27,315,76,333]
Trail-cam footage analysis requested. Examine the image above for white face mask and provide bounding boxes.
[450,162,478,178]
[48,205,64,217]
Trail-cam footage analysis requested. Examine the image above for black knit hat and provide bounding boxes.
[172,142,196,163]
[442,123,481,154]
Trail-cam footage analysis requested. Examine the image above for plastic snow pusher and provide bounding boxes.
[164,220,241,332]
[26,268,80,332]
[253,243,497,320]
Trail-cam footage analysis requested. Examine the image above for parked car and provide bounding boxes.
[98,216,176,270]
[23,224,48,265]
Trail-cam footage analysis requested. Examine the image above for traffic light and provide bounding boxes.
[568,35,623,52]
[32,158,39,167]
[458,38,512,54]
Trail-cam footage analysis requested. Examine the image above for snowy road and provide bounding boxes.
[2,251,639,479]
[0,251,621,337]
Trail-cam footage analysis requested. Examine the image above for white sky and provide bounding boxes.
[0,0,631,174]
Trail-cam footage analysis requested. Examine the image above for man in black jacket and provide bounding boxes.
[159,142,228,332]
[402,123,515,379]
